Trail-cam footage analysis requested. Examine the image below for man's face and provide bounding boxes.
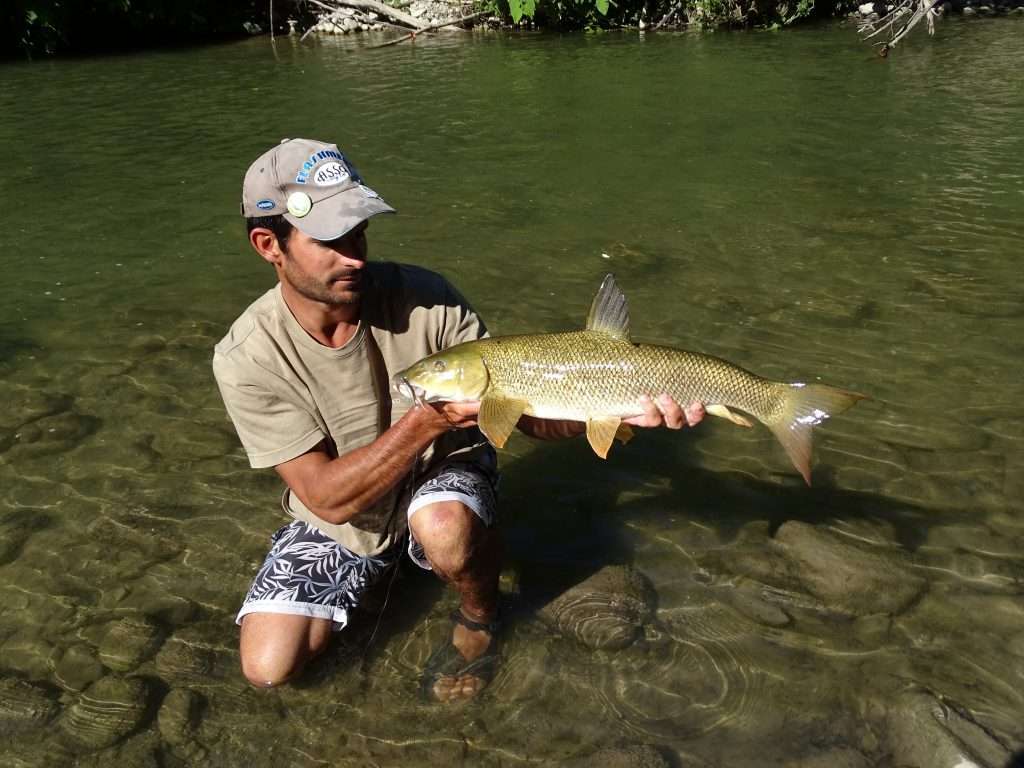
[278,222,369,306]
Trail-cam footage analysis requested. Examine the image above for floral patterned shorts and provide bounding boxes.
[236,463,497,631]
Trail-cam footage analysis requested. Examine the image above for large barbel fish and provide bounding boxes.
[394,275,864,484]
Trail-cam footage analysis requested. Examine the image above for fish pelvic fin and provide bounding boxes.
[585,274,631,341]
[614,422,635,446]
[765,383,867,486]
[587,416,623,459]
[478,393,528,449]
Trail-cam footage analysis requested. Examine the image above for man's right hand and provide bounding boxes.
[414,400,481,434]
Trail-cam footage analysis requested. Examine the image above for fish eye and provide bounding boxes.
[433,360,447,372]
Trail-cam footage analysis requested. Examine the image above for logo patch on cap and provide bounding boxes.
[312,160,350,187]
[287,192,313,218]
[256,199,275,210]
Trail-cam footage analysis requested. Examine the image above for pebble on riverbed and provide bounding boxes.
[98,616,165,672]
[0,677,61,733]
[59,675,150,750]
[771,521,926,616]
[536,564,656,650]
[885,690,1011,768]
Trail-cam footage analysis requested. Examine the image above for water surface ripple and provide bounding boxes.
[1,19,1023,767]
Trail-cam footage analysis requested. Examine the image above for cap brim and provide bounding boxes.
[284,186,396,241]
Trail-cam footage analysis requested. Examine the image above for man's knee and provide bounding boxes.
[410,501,482,577]
[239,613,331,688]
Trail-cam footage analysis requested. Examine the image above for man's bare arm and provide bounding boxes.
[517,396,706,441]
[275,401,480,526]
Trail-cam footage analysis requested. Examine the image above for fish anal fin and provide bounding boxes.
[614,422,635,445]
[706,404,754,428]
[585,274,631,341]
[478,394,527,449]
[586,416,622,459]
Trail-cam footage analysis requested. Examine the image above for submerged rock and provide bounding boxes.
[783,748,872,768]
[885,690,1011,768]
[54,644,106,692]
[98,616,165,672]
[772,522,926,616]
[562,744,671,768]
[154,630,230,685]
[59,675,149,750]
[158,688,209,762]
[0,677,60,732]
[537,565,655,650]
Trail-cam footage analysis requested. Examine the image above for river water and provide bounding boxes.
[1,18,1023,767]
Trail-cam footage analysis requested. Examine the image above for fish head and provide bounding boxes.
[392,344,490,404]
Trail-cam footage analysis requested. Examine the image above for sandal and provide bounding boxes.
[420,609,501,703]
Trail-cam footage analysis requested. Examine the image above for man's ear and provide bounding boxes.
[249,228,283,266]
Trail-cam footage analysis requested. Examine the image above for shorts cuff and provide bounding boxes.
[407,491,486,520]
[236,599,350,632]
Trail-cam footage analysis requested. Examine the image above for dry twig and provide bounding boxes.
[366,9,487,48]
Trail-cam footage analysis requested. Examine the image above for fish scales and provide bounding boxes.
[477,331,781,423]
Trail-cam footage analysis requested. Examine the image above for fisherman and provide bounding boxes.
[212,138,706,703]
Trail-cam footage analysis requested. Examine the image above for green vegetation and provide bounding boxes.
[4,0,270,57]
[498,0,846,28]
[4,0,852,57]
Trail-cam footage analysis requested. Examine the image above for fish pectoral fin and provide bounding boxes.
[586,417,623,459]
[706,404,754,428]
[478,394,528,449]
[614,422,635,445]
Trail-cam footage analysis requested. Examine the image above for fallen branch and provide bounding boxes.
[367,9,487,48]
[858,0,941,54]
[306,0,428,29]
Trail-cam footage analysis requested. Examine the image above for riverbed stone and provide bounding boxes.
[0,386,72,429]
[772,522,925,616]
[885,690,1010,768]
[562,744,671,768]
[783,748,872,768]
[9,410,100,458]
[59,675,150,750]
[54,644,106,692]
[157,687,209,762]
[98,616,165,672]
[0,677,61,732]
[537,565,656,650]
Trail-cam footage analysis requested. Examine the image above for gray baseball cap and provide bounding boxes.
[241,138,395,240]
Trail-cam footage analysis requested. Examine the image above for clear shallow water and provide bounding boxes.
[1,19,1023,767]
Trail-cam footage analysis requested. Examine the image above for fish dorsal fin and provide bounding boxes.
[585,274,631,341]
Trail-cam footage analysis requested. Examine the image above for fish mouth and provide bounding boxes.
[392,374,433,407]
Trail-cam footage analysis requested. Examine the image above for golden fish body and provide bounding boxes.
[394,275,863,484]
[474,330,780,424]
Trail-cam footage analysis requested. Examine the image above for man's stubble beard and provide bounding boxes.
[282,258,362,307]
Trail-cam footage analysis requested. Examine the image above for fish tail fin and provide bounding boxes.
[763,383,866,486]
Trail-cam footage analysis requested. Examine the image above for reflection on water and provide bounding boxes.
[1,18,1023,767]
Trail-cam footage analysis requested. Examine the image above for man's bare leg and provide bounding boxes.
[409,500,501,702]
[239,613,333,687]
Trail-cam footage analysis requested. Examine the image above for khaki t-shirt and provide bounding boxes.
[212,262,494,556]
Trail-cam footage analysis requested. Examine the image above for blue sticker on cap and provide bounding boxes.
[256,199,275,210]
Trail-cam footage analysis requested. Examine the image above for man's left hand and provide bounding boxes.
[624,395,705,429]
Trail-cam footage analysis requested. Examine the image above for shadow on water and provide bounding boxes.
[335,417,957,676]
[496,423,955,591]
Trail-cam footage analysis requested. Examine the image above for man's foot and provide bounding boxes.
[421,609,500,703]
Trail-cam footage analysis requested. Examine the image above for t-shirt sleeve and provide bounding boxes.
[441,281,489,349]
[212,348,325,469]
